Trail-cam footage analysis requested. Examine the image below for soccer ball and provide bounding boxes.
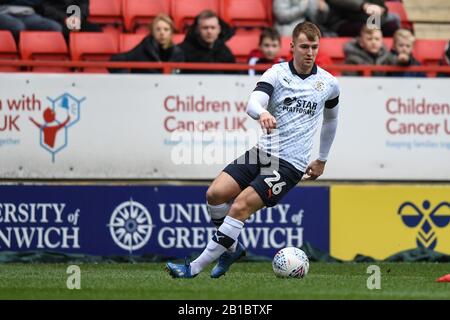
[272,247,309,278]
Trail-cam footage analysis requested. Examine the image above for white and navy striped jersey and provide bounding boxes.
[254,61,340,172]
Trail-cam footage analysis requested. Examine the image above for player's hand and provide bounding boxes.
[303,159,326,180]
[259,112,276,134]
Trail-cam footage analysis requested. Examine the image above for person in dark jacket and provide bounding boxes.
[384,28,425,77]
[0,0,62,42]
[325,0,400,37]
[179,9,235,74]
[109,14,184,74]
[344,25,390,76]
[37,0,101,39]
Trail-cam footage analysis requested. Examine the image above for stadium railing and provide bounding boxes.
[0,60,450,77]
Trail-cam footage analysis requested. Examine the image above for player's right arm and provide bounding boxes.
[246,66,278,133]
[246,91,277,133]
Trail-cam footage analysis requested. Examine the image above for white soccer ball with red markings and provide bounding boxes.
[272,247,309,278]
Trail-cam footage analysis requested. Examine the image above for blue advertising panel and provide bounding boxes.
[0,185,329,258]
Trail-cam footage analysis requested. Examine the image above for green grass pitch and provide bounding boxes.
[1,262,449,299]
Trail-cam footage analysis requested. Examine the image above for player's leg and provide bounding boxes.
[205,148,259,229]
[166,207,248,278]
[227,186,265,221]
[166,149,259,278]
[205,171,242,228]
[207,186,266,278]
[209,158,305,278]
[206,147,260,247]
[185,186,265,277]
[193,152,262,276]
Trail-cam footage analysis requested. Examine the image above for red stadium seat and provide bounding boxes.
[227,32,260,63]
[171,0,219,32]
[319,37,352,64]
[123,0,170,32]
[414,39,447,65]
[89,0,123,29]
[172,33,185,45]
[280,36,292,60]
[0,30,20,72]
[19,31,69,73]
[383,37,393,50]
[70,32,118,73]
[220,0,271,29]
[119,33,146,52]
[385,1,413,30]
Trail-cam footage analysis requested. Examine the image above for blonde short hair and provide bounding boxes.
[150,14,175,34]
[393,28,415,45]
[360,24,382,36]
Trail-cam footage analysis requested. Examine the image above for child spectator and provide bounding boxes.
[344,25,390,76]
[248,28,285,76]
[385,28,425,77]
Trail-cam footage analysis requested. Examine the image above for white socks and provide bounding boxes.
[190,216,244,275]
[207,201,238,253]
[207,202,231,228]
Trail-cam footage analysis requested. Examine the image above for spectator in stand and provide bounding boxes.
[273,0,333,37]
[437,40,450,77]
[179,10,235,73]
[384,28,425,77]
[109,14,184,74]
[325,0,400,37]
[248,28,285,76]
[0,0,62,42]
[38,0,101,40]
[344,25,390,76]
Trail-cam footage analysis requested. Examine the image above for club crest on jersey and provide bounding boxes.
[314,81,325,92]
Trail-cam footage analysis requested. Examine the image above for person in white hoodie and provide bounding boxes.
[273,0,330,37]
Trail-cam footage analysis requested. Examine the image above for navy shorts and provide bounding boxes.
[223,148,304,207]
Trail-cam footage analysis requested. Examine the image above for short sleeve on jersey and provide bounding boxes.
[253,66,278,97]
[325,95,339,109]
[254,82,274,96]
[325,78,340,109]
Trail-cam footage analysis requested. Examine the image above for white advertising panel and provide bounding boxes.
[0,74,448,180]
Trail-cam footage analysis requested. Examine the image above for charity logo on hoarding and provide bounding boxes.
[108,199,154,253]
[398,200,450,250]
[29,93,86,162]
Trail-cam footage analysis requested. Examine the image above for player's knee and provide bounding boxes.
[206,186,226,205]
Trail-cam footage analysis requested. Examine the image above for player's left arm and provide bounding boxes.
[304,79,340,180]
